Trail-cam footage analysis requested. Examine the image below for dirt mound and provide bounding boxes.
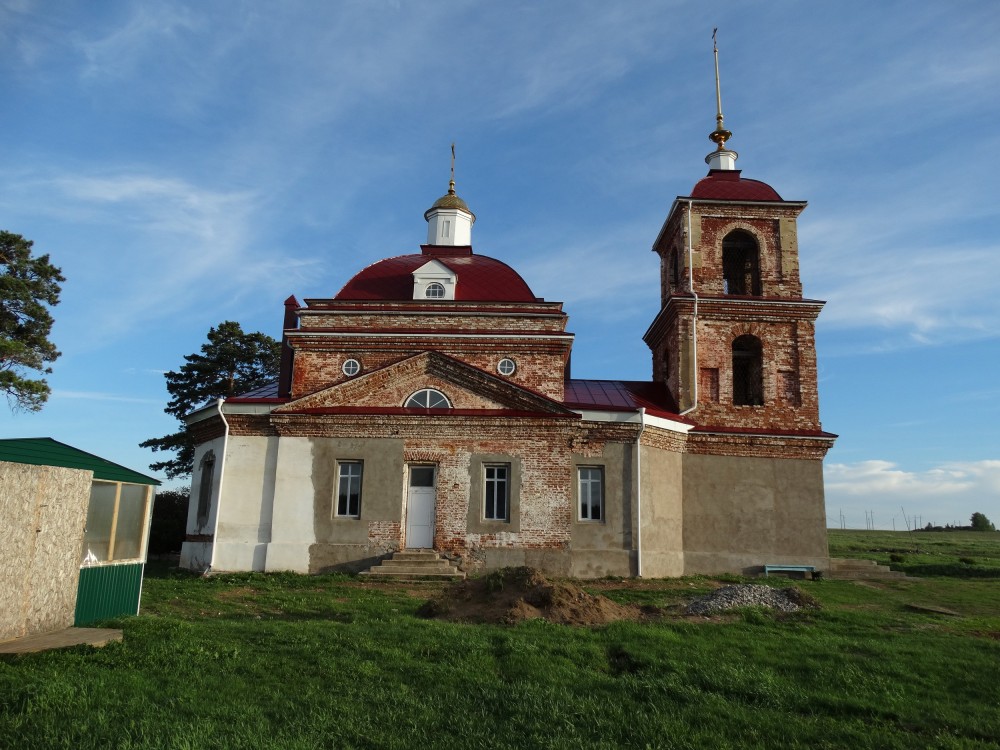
[417,567,640,626]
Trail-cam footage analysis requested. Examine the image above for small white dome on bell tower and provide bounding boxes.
[424,179,475,246]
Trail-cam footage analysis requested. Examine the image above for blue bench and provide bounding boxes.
[763,564,817,579]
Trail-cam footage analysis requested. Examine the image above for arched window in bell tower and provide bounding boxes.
[722,230,761,296]
[732,335,764,405]
[668,248,680,290]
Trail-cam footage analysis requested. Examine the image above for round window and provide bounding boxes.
[425,282,445,299]
[342,359,361,377]
[497,358,516,376]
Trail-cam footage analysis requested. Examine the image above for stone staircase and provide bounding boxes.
[359,550,466,581]
[827,557,907,580]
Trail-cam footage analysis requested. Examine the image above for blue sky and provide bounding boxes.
[2,1,998,530]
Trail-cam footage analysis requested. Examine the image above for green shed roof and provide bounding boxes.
[0,438,160,485]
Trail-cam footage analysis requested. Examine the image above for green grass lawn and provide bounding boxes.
[830,528,1000,578]
[2,532,1000,749]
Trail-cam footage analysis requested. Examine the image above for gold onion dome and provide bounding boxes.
[425,180,475,220]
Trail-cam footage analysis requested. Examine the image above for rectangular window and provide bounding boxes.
[81,481,151,564]
[337,461,363,517]
[484,464,509,521]
[780,370,801,406]
[700,367,720,403]
[578,467,604,521]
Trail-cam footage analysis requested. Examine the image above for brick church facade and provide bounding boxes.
[181,118,835,578]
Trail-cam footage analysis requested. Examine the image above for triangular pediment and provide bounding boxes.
[274,351,575,416]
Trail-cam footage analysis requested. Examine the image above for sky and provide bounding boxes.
[2,1,998,531]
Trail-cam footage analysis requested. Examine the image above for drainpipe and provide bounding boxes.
[680,199,699,416]
[208,398,229,572]
[636,407,646,577]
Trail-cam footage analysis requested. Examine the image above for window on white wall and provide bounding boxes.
[425,282,445,299]
[197,450,215,528]
[484,464,509,521]
[337,461,363,517]
[578,467,604,521]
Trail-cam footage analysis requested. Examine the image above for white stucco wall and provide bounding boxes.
[264,437,317,573]
[180,436,224,571]
[212,435,278,572]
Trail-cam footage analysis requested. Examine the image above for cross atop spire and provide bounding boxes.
[424,143,475,246]
[706,29,739,170]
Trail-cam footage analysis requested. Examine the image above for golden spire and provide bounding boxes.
[709,28,732,151]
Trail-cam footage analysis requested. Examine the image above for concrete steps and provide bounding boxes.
[828,557,907,580]
[359,550,465,581]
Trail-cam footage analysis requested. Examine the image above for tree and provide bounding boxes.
[141,321,280,479]
[970,512,996,532]
[0,231,64,411]
[148,487,191,556]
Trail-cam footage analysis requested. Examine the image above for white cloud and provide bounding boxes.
[5,168,323,346]
[825,459,1000,529]
[77,4,202,80]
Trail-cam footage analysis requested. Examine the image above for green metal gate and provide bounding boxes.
[74,563,144,626]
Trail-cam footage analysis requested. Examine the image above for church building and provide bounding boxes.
[181,78,836,578]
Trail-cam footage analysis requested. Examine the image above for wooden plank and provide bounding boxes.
[0,627,122,654]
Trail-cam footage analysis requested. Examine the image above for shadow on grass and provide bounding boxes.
[899,564,1000,579]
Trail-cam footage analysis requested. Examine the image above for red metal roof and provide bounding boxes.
[335,249,537,302]
[563,379,682,419]
[689,170,783,202]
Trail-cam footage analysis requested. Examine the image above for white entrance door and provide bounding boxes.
[406,466,436,549]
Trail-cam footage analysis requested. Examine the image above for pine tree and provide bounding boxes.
[0,231,64,411]
[141,321,280,478]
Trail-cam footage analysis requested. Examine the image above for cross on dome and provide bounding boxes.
[706,29,739,171]
[424,144,476,245]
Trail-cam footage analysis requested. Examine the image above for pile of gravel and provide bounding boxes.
[686,584,817,616]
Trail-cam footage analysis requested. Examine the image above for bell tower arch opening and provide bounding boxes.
[722,230,760,296]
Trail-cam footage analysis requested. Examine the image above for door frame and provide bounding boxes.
[405,464,437,549]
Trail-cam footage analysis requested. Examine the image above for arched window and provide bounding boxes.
[732,335,764,406]
[722,230,761,296]
[404,388,451,408]
[197,450,215,528]
[425,282,445,299]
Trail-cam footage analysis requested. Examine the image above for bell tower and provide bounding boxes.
[644,35,825,435]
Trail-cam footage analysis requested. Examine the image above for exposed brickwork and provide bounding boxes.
[287,298,572,402]
[646,197,830,438]
[639,425,688,453]
[367,521,401,555]
[226,414,277,437]
[686,431,833,461]
[280,351,572,415]
[188,415,226,443]
[193,170,834,579]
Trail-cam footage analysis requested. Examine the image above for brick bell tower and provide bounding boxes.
[644,38,825,436]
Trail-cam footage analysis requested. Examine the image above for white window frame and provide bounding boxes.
[336,461,363,518]
[497,358,516,376]
[425,282,446,299]
[578,466,604,521]
[404,388,451,408]
[484,464,510,521]
[342,358,361,377]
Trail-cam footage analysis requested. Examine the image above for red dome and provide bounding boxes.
[689,170,783,201]
[335,250,538,302]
